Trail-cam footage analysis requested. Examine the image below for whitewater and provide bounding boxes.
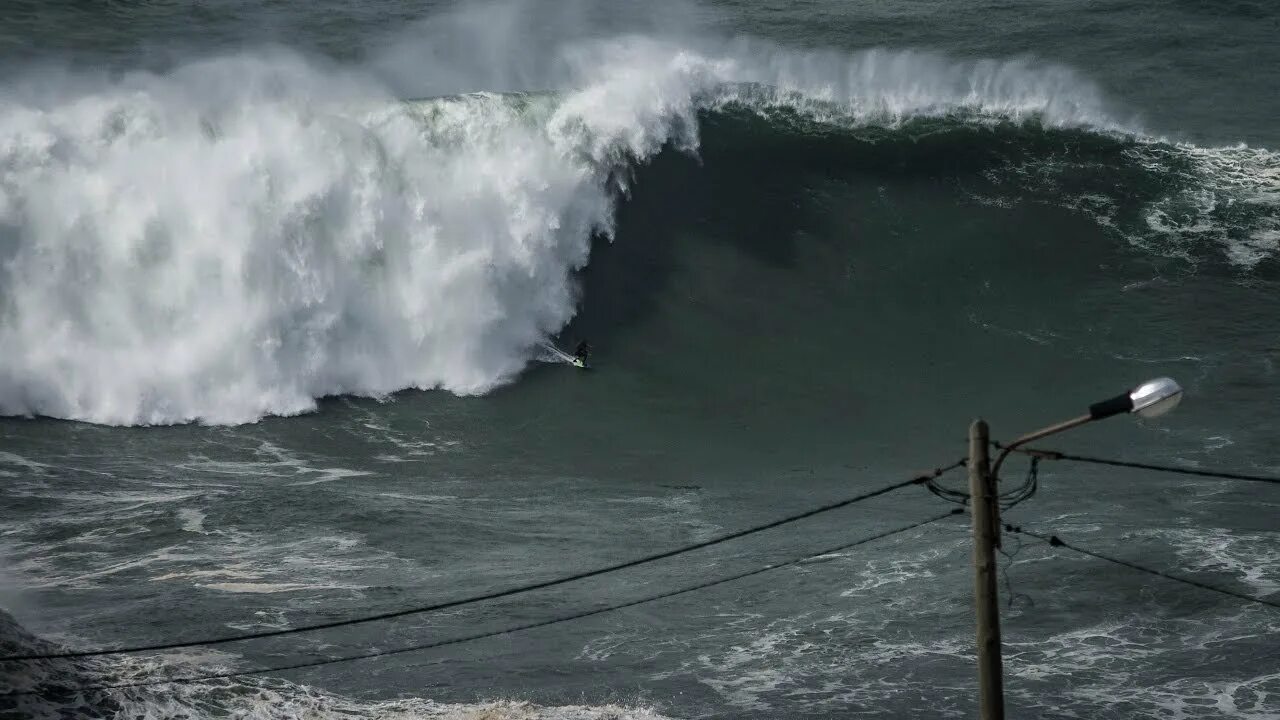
[0,28,1274,425]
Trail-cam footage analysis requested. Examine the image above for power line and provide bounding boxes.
[994,443,1280,486]
[2,459,966,663]
[1006,525,1280,611]
[6,509,966,698]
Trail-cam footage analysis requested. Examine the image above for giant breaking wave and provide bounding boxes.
[0,28,1273,425]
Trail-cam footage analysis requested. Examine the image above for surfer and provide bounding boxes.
[573,341,590,365]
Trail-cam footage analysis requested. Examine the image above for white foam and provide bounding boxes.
[606,492,721,542]
[1127,142,1280,268]
[199,581,362,594]
[0,451,50,475]
[113,694,672,720]
[346,409,460,461]
[150,568,261,582]
[1005,615,1280,719]
[1149,527,1280,598]
[180,441,374,485]
[376,492,459,503]
[838,545,949,596]
[176,507,208,534]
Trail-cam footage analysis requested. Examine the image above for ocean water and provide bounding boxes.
[1,1,1278,718]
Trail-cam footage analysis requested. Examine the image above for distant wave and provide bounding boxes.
[0,35,1274,426]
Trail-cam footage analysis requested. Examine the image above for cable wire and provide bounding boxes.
[3,459,966,663]
[998,456,1039,511]
[994,444,1280,486]
[995,532,1034,609]
[6,509,966,698]
[1006,524,1280,611]
[922,452,1038,511]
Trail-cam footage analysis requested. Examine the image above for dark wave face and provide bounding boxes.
[701,102,1279,265]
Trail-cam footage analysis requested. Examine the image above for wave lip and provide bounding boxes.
[704,42,1128,131]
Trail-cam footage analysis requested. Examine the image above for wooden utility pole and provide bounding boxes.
[969,419,1005,720]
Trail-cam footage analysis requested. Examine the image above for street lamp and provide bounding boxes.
[968,377,1182,720]
[990,376,1184,480]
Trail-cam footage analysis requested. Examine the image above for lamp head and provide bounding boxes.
[1129,377,1183,419]
[1088,377,1183,420]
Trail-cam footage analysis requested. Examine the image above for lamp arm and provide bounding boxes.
[990,413,1093,480]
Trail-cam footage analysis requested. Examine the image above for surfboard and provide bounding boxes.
[541,342,590,369]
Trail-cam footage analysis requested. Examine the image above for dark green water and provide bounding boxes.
[2,2,1278,718]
